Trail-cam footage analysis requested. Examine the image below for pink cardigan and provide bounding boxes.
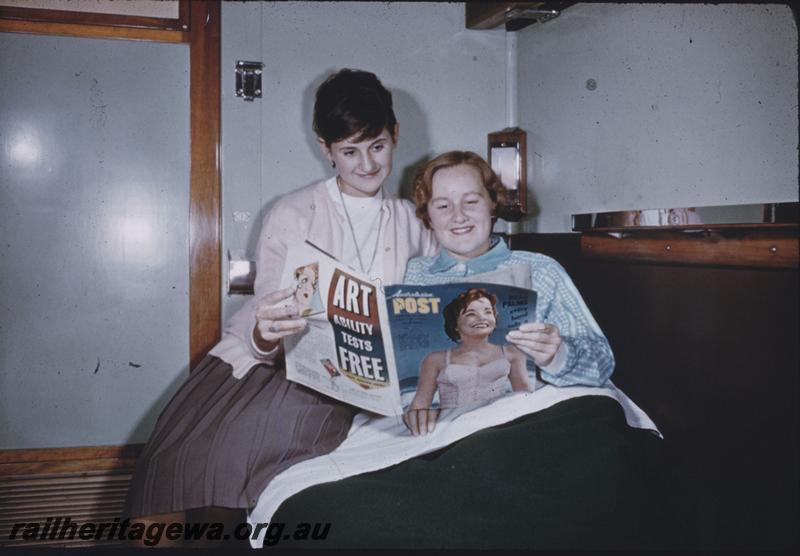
[210,179,438,379]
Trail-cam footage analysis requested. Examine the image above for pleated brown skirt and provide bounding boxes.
[124,355,357,518]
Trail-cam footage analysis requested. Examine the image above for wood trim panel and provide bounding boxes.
[0,5,186,30]
[0,460,136,477]
[574,222,799,233]
[580,227,799,269]
[0,17,188,42]
[0,444,142,465]
[0,445,142,548]
[177,0,190,32]
[0,1,191,42]
[0,445,143,476]
[188,0,221,369]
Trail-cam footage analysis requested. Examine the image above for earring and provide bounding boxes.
[331,160,336,169]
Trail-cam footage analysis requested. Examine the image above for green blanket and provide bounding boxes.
[272,396,680,549]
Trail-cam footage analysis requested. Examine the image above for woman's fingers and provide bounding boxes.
[425,409,439,433]
[403,408,439,436]
[410,409,427,436]
[260,318,307,334]
[256,318,306,341]
[517,322,549,333]
[402,410,418,435]
[506,334,561,351]
[506,322,561,366]
[509,344,556,367]
[507,340,553,356]
[260,287,296,306]
[254,288,309,343]
[257,302,299,321]
[508,323,560,343]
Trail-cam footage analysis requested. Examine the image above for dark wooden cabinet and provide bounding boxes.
[508,230,799,549]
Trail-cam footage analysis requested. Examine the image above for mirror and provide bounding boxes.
[488,127,527,222]
[572,202,798,231]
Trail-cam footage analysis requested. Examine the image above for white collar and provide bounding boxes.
[325,176,384,212]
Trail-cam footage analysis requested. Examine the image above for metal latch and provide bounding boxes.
[235,61,263,101]
[228,250,256,295]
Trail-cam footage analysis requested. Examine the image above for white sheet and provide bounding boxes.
[248,382,660,548]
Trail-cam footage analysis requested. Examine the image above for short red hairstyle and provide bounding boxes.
[412,150,508,229]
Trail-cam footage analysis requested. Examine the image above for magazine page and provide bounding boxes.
[384,282,538,415]
[281,242,402,416]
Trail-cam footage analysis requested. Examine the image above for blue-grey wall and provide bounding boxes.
[220,1,507,321]
[0,33,190,448]
[516,3,798,231]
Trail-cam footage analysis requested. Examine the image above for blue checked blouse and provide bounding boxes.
[403,236,614,387]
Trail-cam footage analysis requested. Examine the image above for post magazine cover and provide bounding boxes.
[281,242,537,417]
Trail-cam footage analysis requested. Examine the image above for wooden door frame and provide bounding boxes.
[0,0,222,370]
[187,1,222,369]
[0,1,220,477]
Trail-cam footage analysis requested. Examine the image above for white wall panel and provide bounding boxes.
[516,4,798,232]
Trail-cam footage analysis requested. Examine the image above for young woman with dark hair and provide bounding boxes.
[124,69,437,538]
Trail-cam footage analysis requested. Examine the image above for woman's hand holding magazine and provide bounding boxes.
[252,287,309,353]
[506,322,562,367]
[403,407,441,436]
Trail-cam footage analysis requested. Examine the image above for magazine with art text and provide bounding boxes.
[281,242,538,417]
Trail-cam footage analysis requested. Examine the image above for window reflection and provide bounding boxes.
[7,128,42,168]
[106,190,166,268]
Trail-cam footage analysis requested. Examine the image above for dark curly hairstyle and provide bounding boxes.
[313,69,398,146]
[443,287,498,343]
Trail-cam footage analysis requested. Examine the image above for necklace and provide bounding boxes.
[336,176,384,276]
